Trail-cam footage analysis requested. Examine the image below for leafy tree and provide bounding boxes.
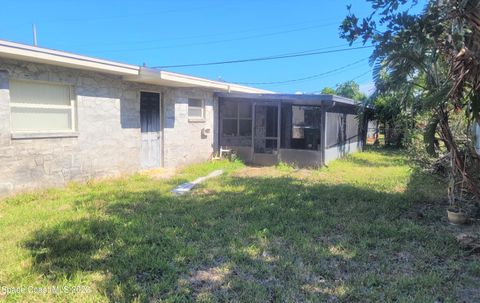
[335,80,367,101]
[320,87,336,95]
[340,0,480,206]
[320,81,367,101]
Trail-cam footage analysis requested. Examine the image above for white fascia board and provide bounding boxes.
[0,39,273,93]
[0,40,139,76]
[130,68,273,94]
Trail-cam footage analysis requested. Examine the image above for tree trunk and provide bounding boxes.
[438,111,480,202]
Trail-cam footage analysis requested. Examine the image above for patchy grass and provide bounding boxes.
[0,151,478,302]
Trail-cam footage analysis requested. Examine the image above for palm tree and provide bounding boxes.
[341,0,480,211]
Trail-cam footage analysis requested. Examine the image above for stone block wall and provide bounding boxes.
[0,59,216,196]
[162,87,216,168]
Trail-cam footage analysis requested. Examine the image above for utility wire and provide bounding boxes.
[232,58,369,85]
[309,69,373,94]
[67,19,340,48]
[85,22,340,53]
[351,69,373,81]
[152,45,374,68]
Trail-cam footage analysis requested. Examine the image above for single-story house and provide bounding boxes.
[0,39,365,196]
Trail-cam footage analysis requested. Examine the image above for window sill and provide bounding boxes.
[11,132,79,140]
[188,118,206,123]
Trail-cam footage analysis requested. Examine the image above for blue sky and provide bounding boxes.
[0,0,421,94]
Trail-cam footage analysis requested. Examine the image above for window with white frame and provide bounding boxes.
[9,80,76,133]
[188,98,205,120]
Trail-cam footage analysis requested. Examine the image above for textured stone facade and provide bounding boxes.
[0,59,217,196]
[162,87,216,168]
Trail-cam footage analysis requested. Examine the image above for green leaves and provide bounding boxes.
[320,81,368,101]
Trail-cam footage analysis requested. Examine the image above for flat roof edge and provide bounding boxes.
[215,92,358,106]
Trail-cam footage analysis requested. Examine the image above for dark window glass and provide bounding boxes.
[238,103,252,118]
[265,106,278,137]
[222,119,237,136]
[222,102,237,118]
[239,119,252,136]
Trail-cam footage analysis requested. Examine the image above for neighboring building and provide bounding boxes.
[0,39,365,196]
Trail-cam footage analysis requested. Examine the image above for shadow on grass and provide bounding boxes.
[23,166,464,302]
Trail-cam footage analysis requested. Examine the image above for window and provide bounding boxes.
[291,106,321,150]
[221,101,252,137]
[10,80,76,133]
[223,119,237,136]
[188,98,205,120]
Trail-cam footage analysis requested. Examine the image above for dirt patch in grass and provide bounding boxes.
[140,168,177,179]
[232,166,286,178]
[189,264,230,290]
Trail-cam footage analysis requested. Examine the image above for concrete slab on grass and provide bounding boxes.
[171,170,223,195]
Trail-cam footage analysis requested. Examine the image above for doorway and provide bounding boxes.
[140,92,161,169]
[252,103,280,165]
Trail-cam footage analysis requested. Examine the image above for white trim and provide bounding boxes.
[9,79,77,133]
[70,86,77,132]
[11,131,79,140]
[131,68,273,94]
[0,39,273,94]
[0,39,139,76]
[10,103,73,109]
[160,71,272,94]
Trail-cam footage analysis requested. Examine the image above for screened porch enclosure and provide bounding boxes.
[217,93,365,167]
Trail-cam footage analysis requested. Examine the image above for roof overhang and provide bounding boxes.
[0,39,273,94]
[124,68,272,94]
[0,40,139,76]
[215,92,358,107]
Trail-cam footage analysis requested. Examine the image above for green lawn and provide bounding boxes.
[0,149,478,302]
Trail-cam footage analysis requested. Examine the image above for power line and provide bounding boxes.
[351,69,372,81]
[82,22,340,53]
[309,69,373,94]
[232,58,369,85]
[152,45,374,68]
[66,19,340,48]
